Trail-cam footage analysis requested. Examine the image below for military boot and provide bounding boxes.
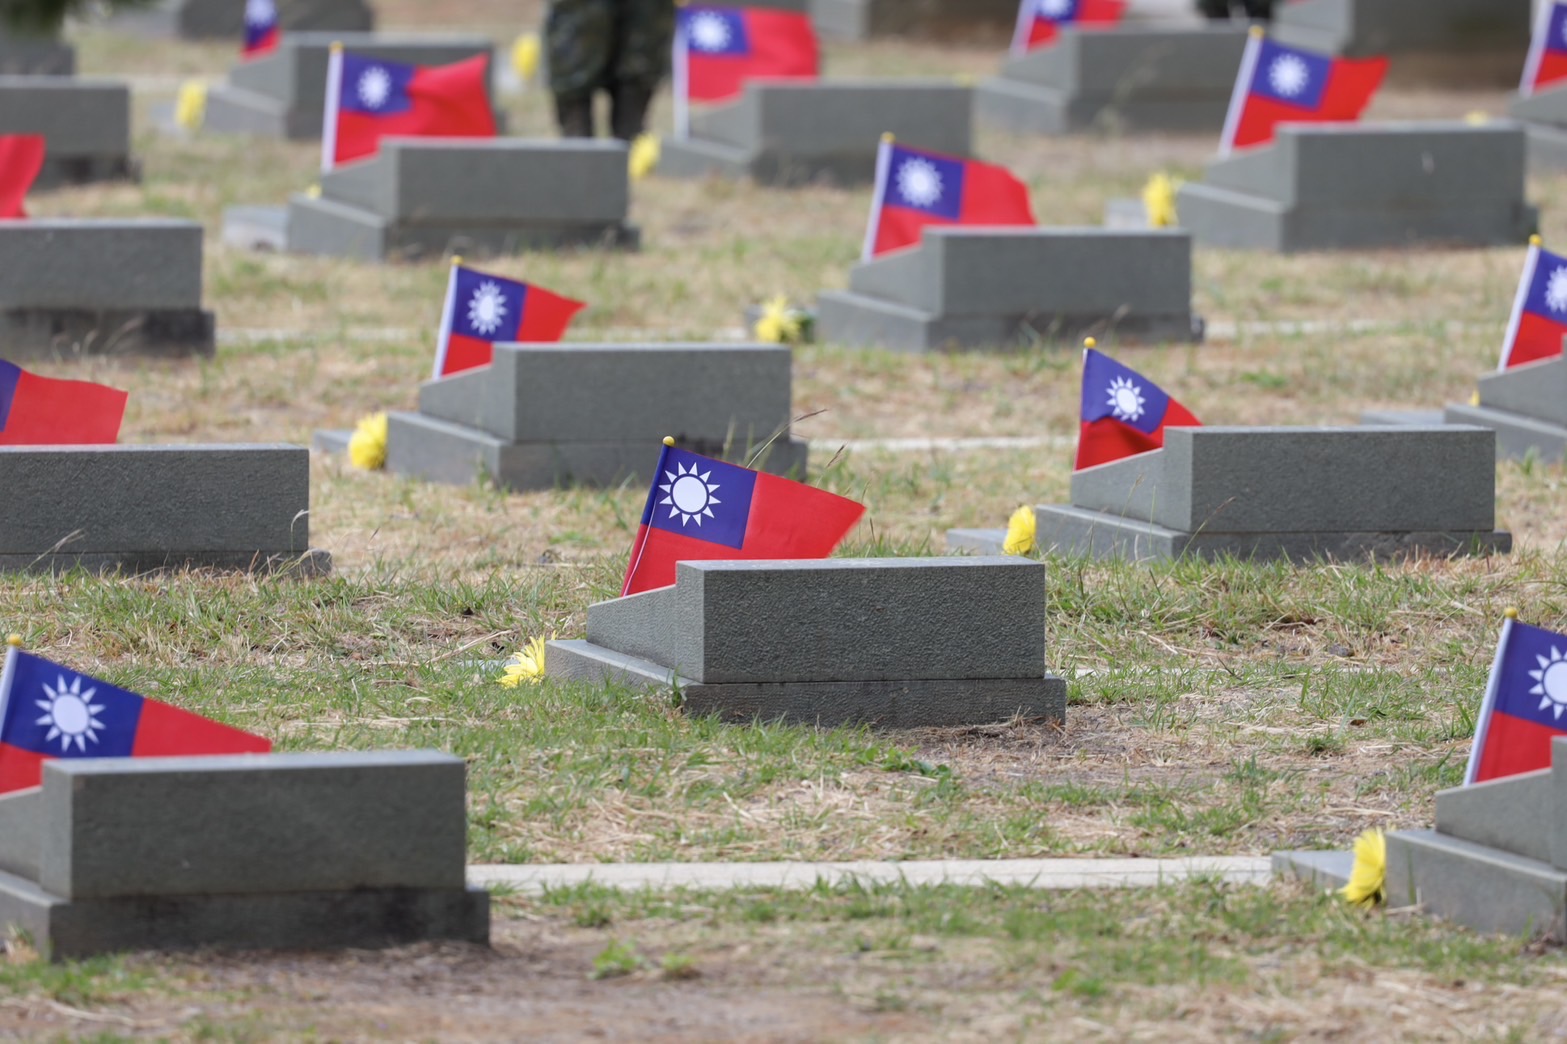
[610,82,655,141]
[555,93,596,138]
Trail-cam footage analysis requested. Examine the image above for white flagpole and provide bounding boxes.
[0,646,18,754]
[1465,615,1517,786]
[1217,27,1263,157]
[432,256,463,379]
[673,15,691,140]
[1499,238,1542,371]
[1520,0,1556,97]
[861,134,894,262]
[1009,0,1034,58]
[321,42,345,173]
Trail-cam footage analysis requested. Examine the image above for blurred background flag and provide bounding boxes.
[1499,237,1567,369]
[433,262,586,378]
[322,50,496,170]
[1011,0,1127,56]
[673,4,818,136]
[862,139,1035,259]
[0,359,128,445]
[1076,346,1201,471]
[0,135,45,219]
[1467,615,1567,785]
[1219,33,1386,153]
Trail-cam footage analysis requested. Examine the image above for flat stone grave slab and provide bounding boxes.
[1445,355,1567,462]
[178,0,373,38]
[0,445,328,575]
[0,751,486,959]
[0,220,214,357]
[659,80,971,186]
[203,31,490,140]
[1510,87,1567,171]
[547,557,1068,728]
[947,426,1512,563]
[976,26,1248,135]
[273,139,635,262]
[0,78,134,189]
[331,343,808,490]
[0,29,73,75]
[812,0,1018,41]
[1176,123,1536,253]
[1274,0,1531,87]
[817,227,1203,351]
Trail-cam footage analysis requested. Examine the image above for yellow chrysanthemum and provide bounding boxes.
[511,33,541,82]
[175,80,207,132]
[753,295,803,344]
[1003,505,1037,556]
[499,634,549,688]
[1339,827,1387,909]
[1464,111,1490,126]
[1142,172,1180,229]
[629,133,661,180]
[348,411,389,471]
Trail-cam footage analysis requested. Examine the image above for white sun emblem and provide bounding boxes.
[1530,646,1567,720]
[1268,55,1310,97]
[34,674,107,753]
[659,461,721,527]
[466,281,509,336]
[896,158,943,208]
[357,66,393,109]
[245,0,275,26]
[1106,376,1146,422]
[1037,0,1072,16]
[1546,267,1567,314]
[689,12,732,52]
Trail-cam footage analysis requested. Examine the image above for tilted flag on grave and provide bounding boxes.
[243,0,280,58]
[673,4,818,136]
[321,49,496,171]
[1011,0,1127,56]
[434,261,587,378]
[0,134,45,220]
[1076,346,1201,471]
[862,139,1036,260]
[0,648,271,795]
[0,359,128,445]
[1466,615,1567,785]
[1499,236,1567,370]
[1521,0,1567,97]
[1218,32,1387,154]
[622,442,866,596]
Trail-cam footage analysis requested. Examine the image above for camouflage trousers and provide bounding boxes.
[546,0,677,101]
[1196,0,1275,19]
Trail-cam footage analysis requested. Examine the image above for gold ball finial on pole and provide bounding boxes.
[1505,607,1520,620]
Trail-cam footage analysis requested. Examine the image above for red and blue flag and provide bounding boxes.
[1499,239,1567,370]
[0,359,127,446]
[862,140,1036,259]
[1219,35,1387,153]
[1521,0,1567,97]
[1011,0,1127,56]
[0,648,271,794]
[673,5,818,134]
[622,443,865,596]
[0,134,45,220]
[434,263,586,378]
[1076,347,1201,471]
[243,0,279,58]
[322,50,496,170]
[1467,617,1567,785]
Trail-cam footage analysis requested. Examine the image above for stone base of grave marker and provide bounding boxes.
[1509,87,1567,171]
[1358,358,1567,463]
[817,228,1202,351]
[0,78,135,189]
[811,0,1018,41]
[1273,0,1530,87]
[0,31,73,75]
[547,557,1068,728]
[1176,123,1537,253]
[658,81,972,186]
[976,27,1248,135]
[0,445,328,575]
[176,0,374,39]
[0,752,486,959]
[947,427,1512,563]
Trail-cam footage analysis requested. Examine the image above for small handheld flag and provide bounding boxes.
[1467,613,1567,785]
[0,359,127,445]
[0,135,45,220]
[622,441,866,596]
[322,49,496,171]
[434,262,587,378]
[1521,1,1567,97]
[0,648,271,795]
[1076,345,1201,471]
[673,5,818,137]
[1218,33,1387,154]
[1499,237,1567,370]
[862,139,1036,260]
[243,0,280,58]
[1011,0,1127,57]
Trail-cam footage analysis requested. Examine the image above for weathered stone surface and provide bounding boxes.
[0,78,133,188]
[176,0,374,39]
[0,31,73,76]
[811,0,1018,41]
[1444,403,1567,463]
[1385,829,1567,937]
[1477,356,1567,426]
[0,792,40,882]
[1274,0,1529,85]
[1271,850,1354,891]
[1435,769,1555,865]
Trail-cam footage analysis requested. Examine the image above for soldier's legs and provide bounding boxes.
[1240,0,1274,19]
[547,0,617,136]
[1195,0,1232,18]
[609,0,675,140]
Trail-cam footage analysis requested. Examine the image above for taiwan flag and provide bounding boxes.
[673,5,818,134]
[0,648,271,794]
[1466,617,1567,784]
[1521,1,1567,97]
[622,443,866,596]
[1499,238,1567,369]
[862,140,1036,260]
[434,263,586,378]
[1219,34,1387,153]
[322,50,496,171]
[0,134,45,220]
[1011,0,1127,56]
[243,0,279,58]
[1076,347,1201,471]
[0,359,128,445]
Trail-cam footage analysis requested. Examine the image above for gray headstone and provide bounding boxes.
[1274,0,1530,86]
[811,0,1018,41]
[1384,829,1566,937]
[0,29,73,75]
[176,0,374,40]
[1510,87,1567,170]
[817,228,1203,351]
[0,78,134,189]
[1445,401,1567,464]
[1434,768,1555,865]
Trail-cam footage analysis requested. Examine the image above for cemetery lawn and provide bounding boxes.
[3,2,1567,1035]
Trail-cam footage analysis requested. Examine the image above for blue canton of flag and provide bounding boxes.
[0,652,141,759]
[886,146,965,220]
[1492,621,1567,729]
[1550,4,1567,58]
[681,8,751,56]
[642,446,756,549]
[1080,349,1171,436]
[1035,0,1081,19]
[339,54,416,115]
[451,266,526,341]
[1250,39,1331,109]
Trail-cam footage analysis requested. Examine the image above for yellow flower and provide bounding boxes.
[753,295,803,344]
[175,80,207,132]
[629,133,661,180]
[499,634,549,688]
[1464,111,1490,126]
[1002,505,1037,556]
[511,33,541,82]
[1142,172,1180,229]
[347,411,388,471]
[1339,828,1387,909]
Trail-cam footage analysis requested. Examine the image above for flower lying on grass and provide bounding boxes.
[1340,827,1387,909]
[348,412,388,471]
[511,33,541,81]
[1142,172,1180,229]
[499,635,550,688]
[1003,505,1037,556]
[175,80,207,132]
[753,295,808,344]
[629,134,661,180]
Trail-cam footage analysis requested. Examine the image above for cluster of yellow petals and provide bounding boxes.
[753,296,803,344]
[1142,172,1180,229]
[175,81,208,132]
[1340,828,1387,909]
[499,635,550,688]
[629,134,661,181]
[1002,505,1037,557]
[347,412,389,471]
